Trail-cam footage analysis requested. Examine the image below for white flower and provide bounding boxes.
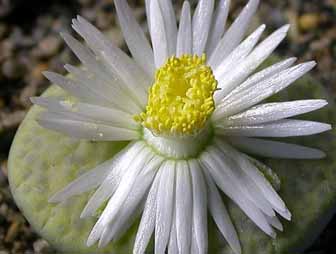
[31,0,331,253]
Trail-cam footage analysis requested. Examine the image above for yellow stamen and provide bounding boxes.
[135,54,217,136]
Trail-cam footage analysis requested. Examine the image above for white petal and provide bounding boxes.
[65,64,138,112]
[61,30,141,106]
[222,57,297,102]
[88,149,150,245]
[191,226,200,254]
[98,157,163,247]
[60,31,125,90]
[214,24,266,80]
[200,151,276,238]
[114,0,155,76]
[192,0,215,55]
[150,0,169,67]
[98,49,149,108]
[206,0,231,56]
[92,149,153,230]
[39,111,89,124]
[62,31,116,84]
[244,155,291,220]
[266,215,283,232]
[155,161,176,254]
[213,61,317,119]
[102,203,142,244]
[60,32,101,74]
[159,0,177,56]
[207,146,275,217]
[73,16,149,106]
[32,97,139,130]
[209,0,259,68]
[37,115,139,141]
[214,140,290,219]
[133,166,163,254]
[216,119,331,137]
[86,143,146,246]
[202,167,241,254]
[189,160,208,254]
[215,24,290,101]
[176,1,192,56]
[145,0,151,33]
[218,99,328,126]
[175,161,192,254]
[63,64,142,114]
[82,142,144,219]
[42,71,108,107]
[54,33,143,113]
[168,210,178,254]
[228,136,326,159]
[99,200,141,247]
[48,151,124,203]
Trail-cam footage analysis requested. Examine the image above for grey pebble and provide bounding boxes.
[1,59,27,79]
[33,239,53,254]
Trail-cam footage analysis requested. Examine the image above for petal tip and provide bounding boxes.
[29,96,38,104]
[282,24,291,32]
[317,151,327,159]
[270,231,277,239]
[80,211,89,219]
[86,234,97,247]
[306,60,317,68]
[48,194,60,203]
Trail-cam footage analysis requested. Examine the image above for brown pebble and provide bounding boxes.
[1,160,8,177]
[299,13,321,31]
[96,11,114,30]
[1,59,27,79]
[13,241,24,252]
[31,63,49,81]
[0,97,5,109]
[0,39,14,61]
[33,239,52,253]
[0,170,6,187]
[5,221,21,243]
[37,36,62,58]
[0,203,9,217]
[0,23,6,39]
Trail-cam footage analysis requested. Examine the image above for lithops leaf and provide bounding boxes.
[8,56,336,253]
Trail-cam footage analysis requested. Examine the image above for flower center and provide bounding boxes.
[143,126,213,159]
[135,54,217,137]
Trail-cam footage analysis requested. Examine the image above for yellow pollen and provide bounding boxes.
[134,54,217,136]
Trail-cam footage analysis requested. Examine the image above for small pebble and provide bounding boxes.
[299,13,321,31]
[0,0,12,17]
[1,59,27,79]
[24,251,34,254]
[0,204,9,217]
[33,239,53,254]
[13,241,23,252]
[0,39,14,61]
[0,23,7,39]
[5,221,21,243]
[0,169,6,187]
[31,62,49,81]
[36,36,62,58]
[78,0,94,6]
[1,160,8,177]
[96,11,114,30]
